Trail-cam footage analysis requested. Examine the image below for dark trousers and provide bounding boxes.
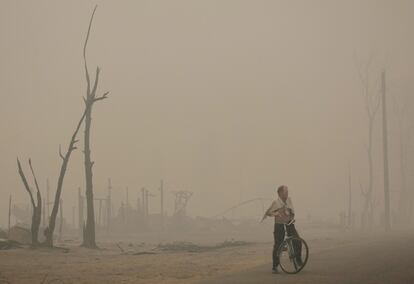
[272,222,302,268]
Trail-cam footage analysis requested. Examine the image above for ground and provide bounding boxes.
[0,227,413,284]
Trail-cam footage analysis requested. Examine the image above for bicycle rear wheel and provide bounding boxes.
[277,236,309,274]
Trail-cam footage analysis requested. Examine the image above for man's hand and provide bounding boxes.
[269,208,282,217]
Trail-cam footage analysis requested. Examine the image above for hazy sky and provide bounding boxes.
[1,0,413,227]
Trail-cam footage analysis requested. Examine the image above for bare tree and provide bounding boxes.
[17,158,42,245]
[354,53,381,229]
[392,88,409,223]
[81,5,109,248]
[44,110,87,247]
[380,70,391,231]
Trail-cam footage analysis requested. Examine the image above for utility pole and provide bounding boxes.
[107,178,112,232]
[141,187,146,217]
[72,205,76,229]
[126,186,129,207]
[145,189,149,216]
[381,70,391,231]
[46,178,50,220]
[8,195,12,237]
[348,167,352,227]
[125,186,129,225]
[159,180,164,230]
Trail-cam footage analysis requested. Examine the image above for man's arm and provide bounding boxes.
[261,201,276,222]
[261,201,284,222]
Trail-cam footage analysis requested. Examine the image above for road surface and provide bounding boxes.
[200,231,414,284]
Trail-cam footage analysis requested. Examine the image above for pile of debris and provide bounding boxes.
[157,241,210,252]
[157,240,251,253]
[215,239,251,248]
[8,226,31,244]
[0,239,22,250]
[0,228,7,239]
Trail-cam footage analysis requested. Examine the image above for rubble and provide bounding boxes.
[0,239,22,250]
[8,226,31,244]
[0,229,7,239]
[157,240,251,253]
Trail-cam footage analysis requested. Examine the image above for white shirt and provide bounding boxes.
[266,197,295,224]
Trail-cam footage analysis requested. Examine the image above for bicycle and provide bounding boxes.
[276,219,309,274]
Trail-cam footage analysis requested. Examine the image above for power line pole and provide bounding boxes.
[159,180,164,230]
[348,167,352,227]
[381,70,391,231]
[8,195,12,237]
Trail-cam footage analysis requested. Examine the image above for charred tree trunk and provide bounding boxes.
[78,188,84,237]
[392,90,409,223]
[381,70,391,231]
[83,103,97,248]
[17,159,42,246]
[354,53,380,230]
[44,110,86,247]
[59,199,63,241]
[81,5,109,248]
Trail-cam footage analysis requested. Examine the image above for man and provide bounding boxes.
[262,185,302,274]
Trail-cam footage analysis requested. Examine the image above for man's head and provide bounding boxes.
[277,185,288,201]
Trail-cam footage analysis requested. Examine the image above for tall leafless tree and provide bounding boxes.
[17,158,42,245]
[380,70,392,231]
[44,109,87,247]
[392,88,409,223]
[354,53,381,229]
[81,5,109,248]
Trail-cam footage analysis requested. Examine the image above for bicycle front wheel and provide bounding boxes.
[277,236,309,274]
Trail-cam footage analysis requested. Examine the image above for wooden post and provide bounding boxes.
[46,179,50,220]
[72,205,75,229]
[137,197,141,213]
[126,187,129,207]
[107,178,112,232]
[159,180,164,230]
[141,188,146,217]
[381,70,391,231]
[121,202,125,225]
[348,167,352,227]
[145,189,149,216]
[8,195,12,238]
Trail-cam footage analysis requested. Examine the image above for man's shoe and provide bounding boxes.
[272,267,279,274]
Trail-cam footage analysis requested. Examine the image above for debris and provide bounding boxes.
[117,242,158,256]
[157,241,209,252]
[157,240,252,253]
[0,229,7,239]
[8,226,31,244]
[116,243,125,253]
[0,238,22,250]
[216,240,251,248]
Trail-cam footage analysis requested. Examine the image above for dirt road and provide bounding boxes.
[1,229,413,283]
[199,231,414,284]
